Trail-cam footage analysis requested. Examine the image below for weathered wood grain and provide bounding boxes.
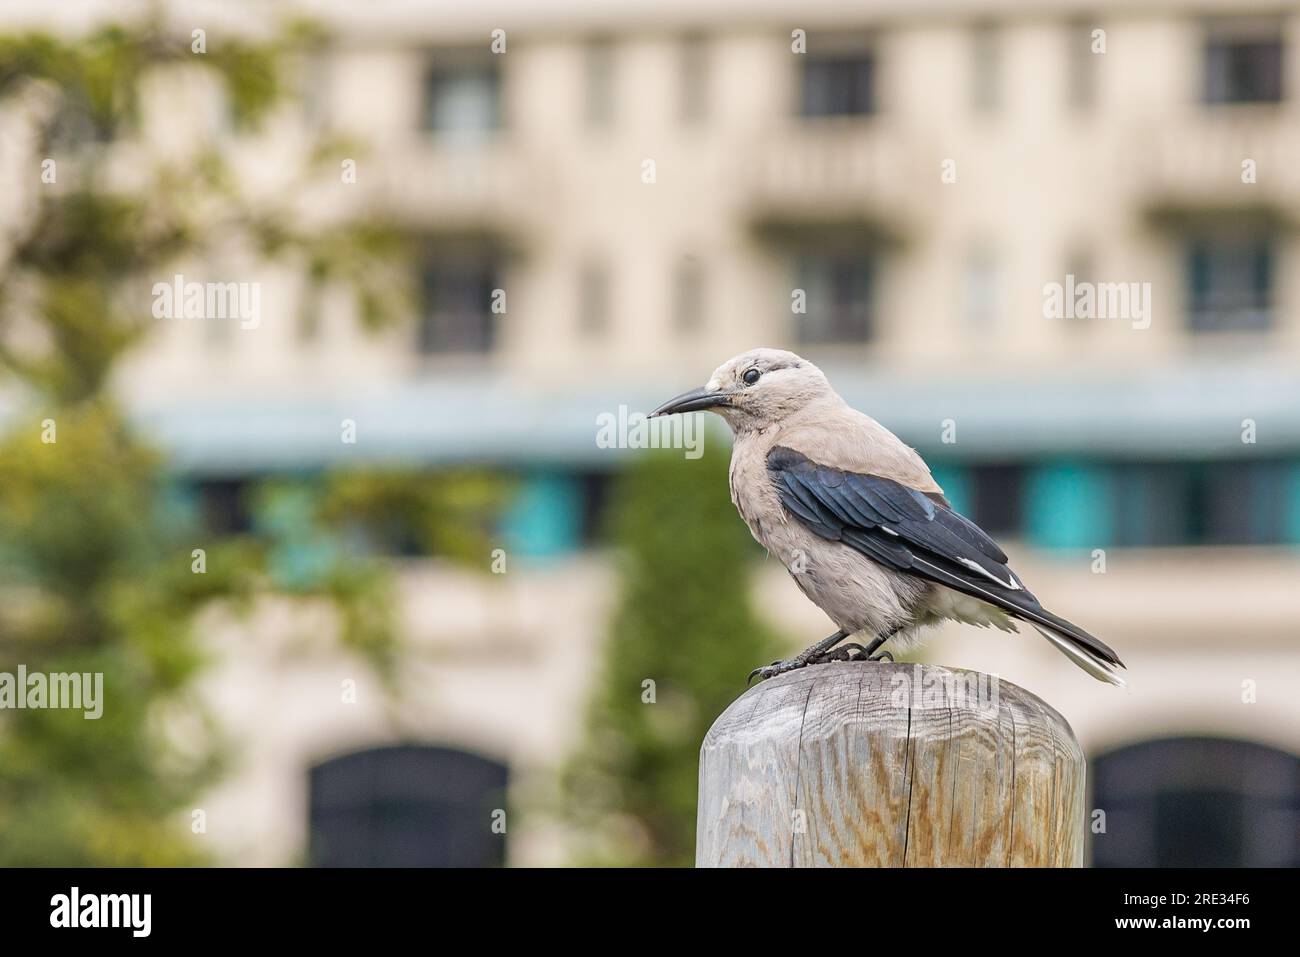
[696,661,1086,867]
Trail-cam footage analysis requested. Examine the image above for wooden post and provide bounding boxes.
[696,661,1086,867]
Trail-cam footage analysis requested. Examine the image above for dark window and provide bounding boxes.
[968,465,1025,536]
[801,52,875,117]
[1186,236,1273,332]
[1066,20,1100,111]
[1202,461,1291,545]
[196,479,252,535]
[1091,737,1299,867]
[578,471,614,545]
[418,249,500,354]
[335,508,430,559]
[584,39,616,128]
[794,253,873,344]
[679,35,709,124]
[1111,461,1290,547]
[309,745,508,867]
[1111,463,1189,547]
[1204,27,1284,103]
[970,24,1000,113]
[422,61,501,134]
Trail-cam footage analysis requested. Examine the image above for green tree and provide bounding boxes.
[0,403,256,864]
[0,16,421,864]
[561,444,783,866]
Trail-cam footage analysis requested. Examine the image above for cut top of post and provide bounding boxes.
[696,661,1085,867]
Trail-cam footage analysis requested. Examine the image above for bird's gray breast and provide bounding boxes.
[728,439,932,637]
[729,441,822,578]
[728,440,781,545]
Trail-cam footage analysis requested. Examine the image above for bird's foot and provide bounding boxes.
[812,643,868,663]
[806,644,894,665]
[747,657,809,684]
[748,643,877,684]
[810,644,896,664]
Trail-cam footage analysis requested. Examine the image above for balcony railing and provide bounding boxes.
[365,138,549,233]
[1133,111,1300,219]
[739,122,929,240]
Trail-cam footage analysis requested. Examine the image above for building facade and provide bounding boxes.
[3,0,1298,865]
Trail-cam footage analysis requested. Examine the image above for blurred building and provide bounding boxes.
[4,0,1298,865]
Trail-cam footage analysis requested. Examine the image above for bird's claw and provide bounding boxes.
[747,644,893,684]
[747,657,810,685]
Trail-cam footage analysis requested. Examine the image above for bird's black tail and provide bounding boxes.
[1026,607,1126,686]
[908,551,1127,686]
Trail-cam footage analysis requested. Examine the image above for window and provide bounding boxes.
[418,249,500,354]
[1091,737,1299,867]
[1204,21,1284,104]
[309,745,508,867]
[968,465,1025,537]
[422,60,501,136]
[577,472,614,545]
[578,260,611,337]
[794,253,873,344]
[673,258,705,334]
[800,50,875,117]
[1066,19,1100,110]
[679,35,709,124]
[1186,235,1273,332]
[970,23,1000,113]
[584,39,616,128]
[1111,461,1291,546]
[1200,461,1291,545]
[197,479,253,535]
[1111,464,1191,547]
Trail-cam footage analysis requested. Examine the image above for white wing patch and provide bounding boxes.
[958,557,1022,590]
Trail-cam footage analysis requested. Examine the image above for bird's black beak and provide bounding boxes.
[648,385,731,417]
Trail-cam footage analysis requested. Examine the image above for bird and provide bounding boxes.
[649,347,1126,686]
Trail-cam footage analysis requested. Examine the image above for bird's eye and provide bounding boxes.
[742,368,761,385]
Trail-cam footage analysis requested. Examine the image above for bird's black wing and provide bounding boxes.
[767,445,1123,668]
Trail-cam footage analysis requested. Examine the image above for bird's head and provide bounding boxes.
[649,348,836,432]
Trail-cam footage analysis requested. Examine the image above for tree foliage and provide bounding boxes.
[0,15,429,864]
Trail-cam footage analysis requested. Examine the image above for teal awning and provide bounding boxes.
[29,359,1295,474]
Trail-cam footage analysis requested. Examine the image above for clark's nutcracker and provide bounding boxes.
[650,348,1125,686]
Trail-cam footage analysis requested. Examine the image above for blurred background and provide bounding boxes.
[0,0,1297,867]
